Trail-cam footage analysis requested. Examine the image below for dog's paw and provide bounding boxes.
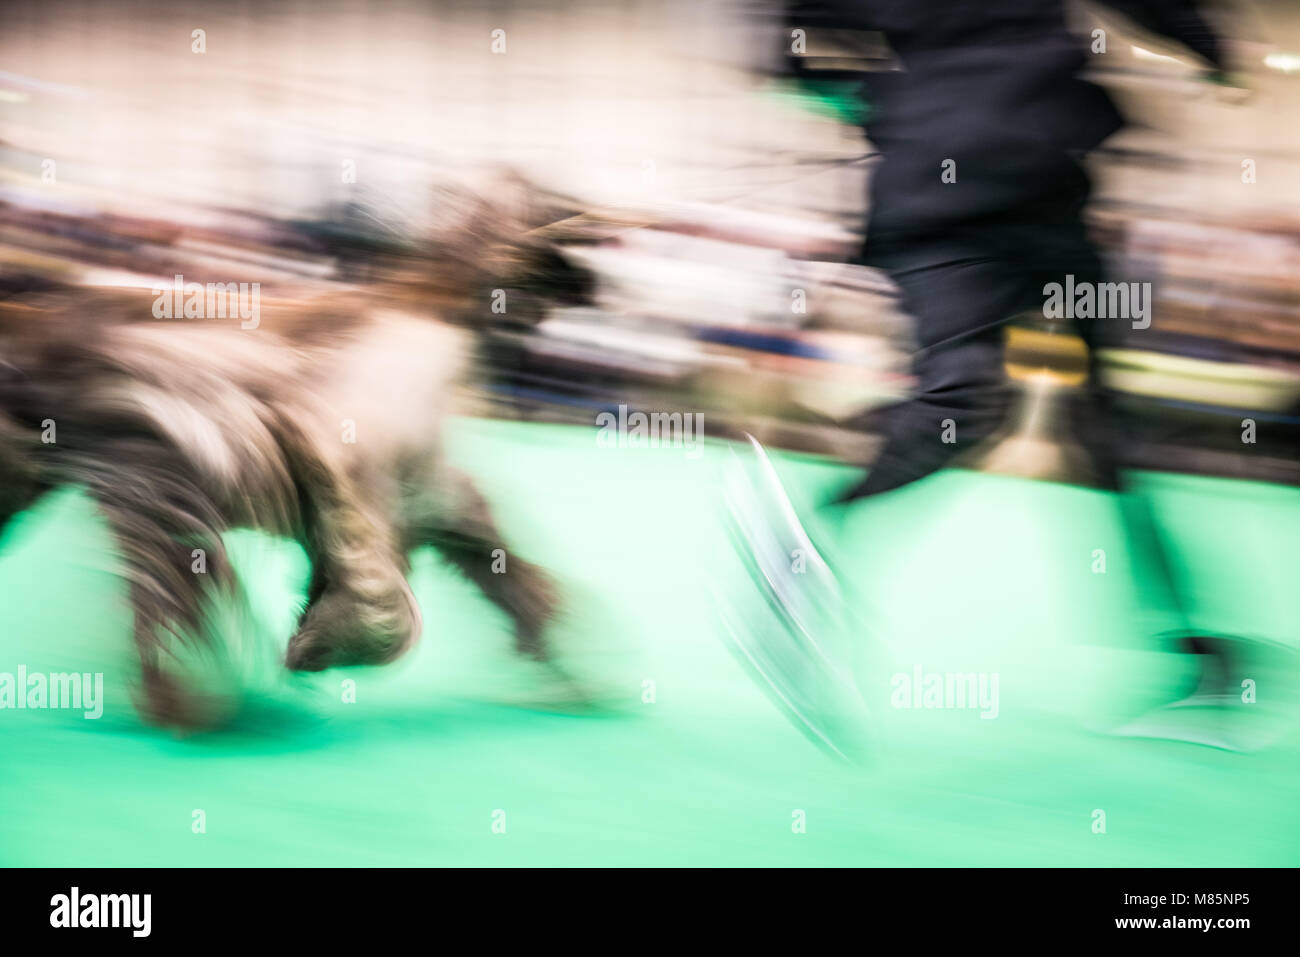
[284,628,336,672]
[136,666,234,732]
[285,587,421,672]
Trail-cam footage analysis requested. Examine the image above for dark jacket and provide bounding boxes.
[787,1,1226,256]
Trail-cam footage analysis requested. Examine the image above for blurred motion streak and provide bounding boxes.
[0,0,1297,867]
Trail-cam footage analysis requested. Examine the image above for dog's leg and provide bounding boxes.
[404,468,558,660]
[285,484,422,672]
[267,409,422,672]
[99,502,233,729]
[0,424,44,541]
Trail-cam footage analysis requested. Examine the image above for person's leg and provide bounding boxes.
[841,239,1028,501]
[1025,208,1195,641]
[1024,207,1197,641]
[721,238,1033,760]
[1028,206,1275,745]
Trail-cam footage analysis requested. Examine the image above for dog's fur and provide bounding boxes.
[0,275,565,728]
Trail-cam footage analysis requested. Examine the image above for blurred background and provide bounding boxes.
[1,0,1298,866]
[5,0,1300,458]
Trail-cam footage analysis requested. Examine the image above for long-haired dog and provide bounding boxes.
[0,200,593,728]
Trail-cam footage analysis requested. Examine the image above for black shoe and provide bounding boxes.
[1108,633,1299,752]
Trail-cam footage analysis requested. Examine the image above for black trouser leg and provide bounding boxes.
[845,247,1023,498]
[1038,215,1195,640]
[841,221,1194,641]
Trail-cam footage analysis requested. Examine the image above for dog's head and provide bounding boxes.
[304,171,598,327]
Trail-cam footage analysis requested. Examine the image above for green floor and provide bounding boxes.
[1,418,1298,866]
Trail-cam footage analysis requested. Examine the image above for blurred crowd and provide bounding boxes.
[1,0,1298,479]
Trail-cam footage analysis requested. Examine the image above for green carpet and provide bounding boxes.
[1,418,1297,866]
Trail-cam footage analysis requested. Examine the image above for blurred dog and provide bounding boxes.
[0,192,595,728]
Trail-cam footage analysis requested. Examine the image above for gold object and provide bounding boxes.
[958,320,1100,485]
